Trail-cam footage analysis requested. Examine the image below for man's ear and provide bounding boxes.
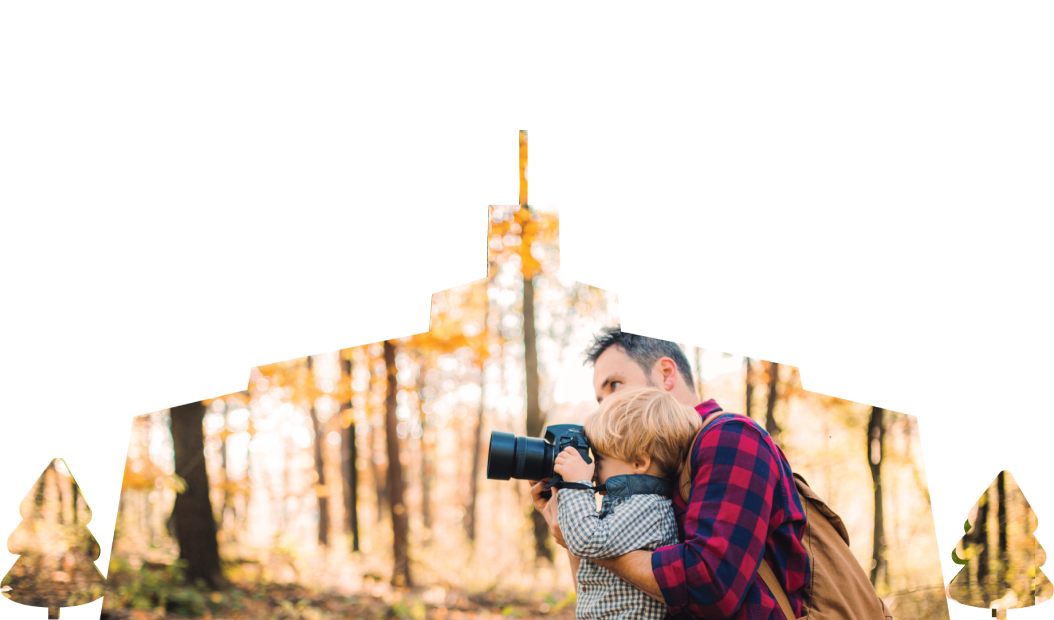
[656,357,679,392]
[632,453,652,474]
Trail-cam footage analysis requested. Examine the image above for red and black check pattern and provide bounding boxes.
[651,401,810,620]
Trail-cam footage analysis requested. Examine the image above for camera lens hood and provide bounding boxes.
[487,431,517,480]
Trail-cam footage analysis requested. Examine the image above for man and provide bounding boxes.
[531,327,810,620]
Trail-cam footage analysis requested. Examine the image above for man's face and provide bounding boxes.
[592,346,655,404]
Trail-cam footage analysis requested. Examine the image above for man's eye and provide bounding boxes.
[610,381,622,391]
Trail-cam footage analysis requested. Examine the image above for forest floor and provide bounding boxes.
[99,566,577,620]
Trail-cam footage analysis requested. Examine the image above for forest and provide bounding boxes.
[2,138,952,619]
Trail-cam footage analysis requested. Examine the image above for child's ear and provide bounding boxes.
[632,453,652,474]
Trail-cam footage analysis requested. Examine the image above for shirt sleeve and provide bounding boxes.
[558,483,673,560]
[650,419,783,619]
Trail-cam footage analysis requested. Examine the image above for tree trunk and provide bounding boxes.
[765,361,781,444]
[371,345,387,525]
[384,341,411,587]
[523,274,551,562]
[744,357,754,421]
[418,380,432,532]
[35,472,46,510]
[54,463,65,525]
[466,280,492,545]
[141,491,150,544]
[306,356,330,548]
[243,397,254,536]
[281,434,293,531]
[867,406,886,588]
[997,471,1008,589]
[170,401,224,589]
[340,356,360,552]
[975,488,990,590]
[695,347,704,401]
[219,406,234,537]
[71,478,78,525]
[466,388,484,543]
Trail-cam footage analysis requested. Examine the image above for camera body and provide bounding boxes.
[540,424,593,499]
[544,424,593,468]
[486,424,593,498]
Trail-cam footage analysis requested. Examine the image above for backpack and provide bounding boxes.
[677,412,894,620]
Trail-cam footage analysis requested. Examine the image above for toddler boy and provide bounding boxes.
[554,386,703,620]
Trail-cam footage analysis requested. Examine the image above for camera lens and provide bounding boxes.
[487,432,517,480]
[486,431,555,481]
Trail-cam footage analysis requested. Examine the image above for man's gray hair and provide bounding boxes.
[583,326,695,389]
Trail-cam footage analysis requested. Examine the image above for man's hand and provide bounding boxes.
[529,479,568,549]
[554,447,595,482]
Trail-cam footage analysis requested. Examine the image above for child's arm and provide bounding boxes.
[565,548,580,591]
[558,491,673,560]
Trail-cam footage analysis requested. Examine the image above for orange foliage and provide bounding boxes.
[488,206,559,281]
[519,130,528,207]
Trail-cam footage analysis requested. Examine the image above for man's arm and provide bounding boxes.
[559,492,672,560]
[591,552,664,603]
[652,419,783,619]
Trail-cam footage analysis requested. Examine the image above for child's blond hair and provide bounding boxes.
[584,386,702,476]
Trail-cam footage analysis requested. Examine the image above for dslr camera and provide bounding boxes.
[486,424,593,498]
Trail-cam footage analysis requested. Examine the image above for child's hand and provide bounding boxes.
[554,447,594,483]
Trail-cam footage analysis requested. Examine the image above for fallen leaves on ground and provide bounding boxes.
[100,565,576,620]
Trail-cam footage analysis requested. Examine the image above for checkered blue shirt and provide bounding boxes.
[558,481,679,620]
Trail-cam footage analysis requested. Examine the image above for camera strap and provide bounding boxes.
[553,474,674,498]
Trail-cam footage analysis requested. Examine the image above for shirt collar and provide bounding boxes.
[695,398,722,417]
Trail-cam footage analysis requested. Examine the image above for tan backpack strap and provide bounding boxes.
[758,560,797,620]
[678,411,728,503]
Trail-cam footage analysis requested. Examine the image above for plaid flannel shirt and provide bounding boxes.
[559,481,679,620]
[652,401,810,620]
